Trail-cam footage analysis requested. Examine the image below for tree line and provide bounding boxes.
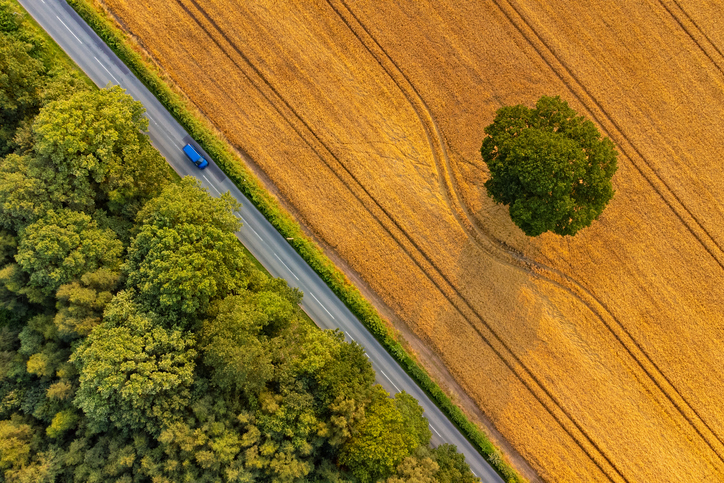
[0,2,479,481]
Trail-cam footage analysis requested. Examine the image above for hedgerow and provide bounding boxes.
[64,1,524,480]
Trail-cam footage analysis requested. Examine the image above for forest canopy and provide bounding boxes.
[0,2,479,481]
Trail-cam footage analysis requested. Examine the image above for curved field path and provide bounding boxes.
[97,0,724,480]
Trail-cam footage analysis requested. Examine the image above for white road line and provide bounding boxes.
[309,293,335,319]
[429,424,442,438]
[93,56,121,85]
[202,175,222,195]
[345,331,355,342]
[161,131,177,147]
[365,353,370,358]
[56,16,82,44]
[472,471,478,478]
[147,113,158,125]
[380,370,401,393]
[239,215,264,242]
[274,253,300,281]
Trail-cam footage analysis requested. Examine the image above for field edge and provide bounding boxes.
[63,0,526,481]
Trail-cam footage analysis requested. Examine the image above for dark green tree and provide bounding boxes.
[481,95,618,236]
[202,295,275,398]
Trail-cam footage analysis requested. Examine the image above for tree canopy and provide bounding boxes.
[15,209,122,297]
[481,95,618,236]
[0,3,482,481]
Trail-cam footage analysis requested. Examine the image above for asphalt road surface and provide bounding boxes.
[19,1,505,481]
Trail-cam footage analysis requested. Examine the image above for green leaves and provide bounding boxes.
[124,178,250,323]
[202,294,276,397]
[15,209,123,297]
[71,292,196,435]
[481,95,618,236]
[0,32,44,155]
[32,85,170,218]
[339,386,425,483]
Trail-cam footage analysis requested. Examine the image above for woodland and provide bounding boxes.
[0,3,477,481]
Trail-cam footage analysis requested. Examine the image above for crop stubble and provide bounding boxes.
[99,0,724,480]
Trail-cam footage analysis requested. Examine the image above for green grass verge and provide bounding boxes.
[64,1,525,481]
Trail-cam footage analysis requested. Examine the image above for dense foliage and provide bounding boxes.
[481,95,618,236]
[0,2,479,481]
[65,1,524,480]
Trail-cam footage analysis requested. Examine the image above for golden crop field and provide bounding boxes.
[96,0,724,480]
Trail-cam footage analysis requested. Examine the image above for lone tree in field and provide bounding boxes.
[481,95,618,236]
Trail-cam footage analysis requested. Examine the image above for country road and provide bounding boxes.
[18,1,505,481]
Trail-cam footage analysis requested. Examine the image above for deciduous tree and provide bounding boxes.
[481,95,618,236]
[124,179,251,323]
[71,292,196,435]
[15,209,123,296]
[0,33,44,155]
[339,386,423,483]
[32,85,170,217]
[54,267,120,339]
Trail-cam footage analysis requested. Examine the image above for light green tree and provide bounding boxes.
[32,85,170,217]
[0,33,44,155]
[339,386,425,483]
[71,292,196,435]
[54,267,120,339]
[124,178,252,322]
[0,416,32,472]
[430,444,480,483]
[0,154,58,231]
[386,455,439,483]
[15,209,123,297]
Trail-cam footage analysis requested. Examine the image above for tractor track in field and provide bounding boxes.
[172,0,724,477]
[175,0,631,480]
[656,0,724,76]
[497,0,724,272]
[330,0,724,469]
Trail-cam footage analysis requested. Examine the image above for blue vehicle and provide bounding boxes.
[183,144,209,169]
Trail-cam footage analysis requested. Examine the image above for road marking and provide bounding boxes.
[471,470,478,478]
[93,56,121,85]
[345,331,355,342]
[239,215,264,242]
[365,353,370,358]
[274,253,300,280]
[310,293,335,319]
[56,16,82,44]
[202,175,222,195]
[429,424,442,438]
[161,131,177,147]
[380,370,401,393]
[147,113,158,125]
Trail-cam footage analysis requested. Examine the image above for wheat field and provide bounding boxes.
[96,0,724,480]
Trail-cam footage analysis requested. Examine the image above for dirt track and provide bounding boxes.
[98,0,724,480]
